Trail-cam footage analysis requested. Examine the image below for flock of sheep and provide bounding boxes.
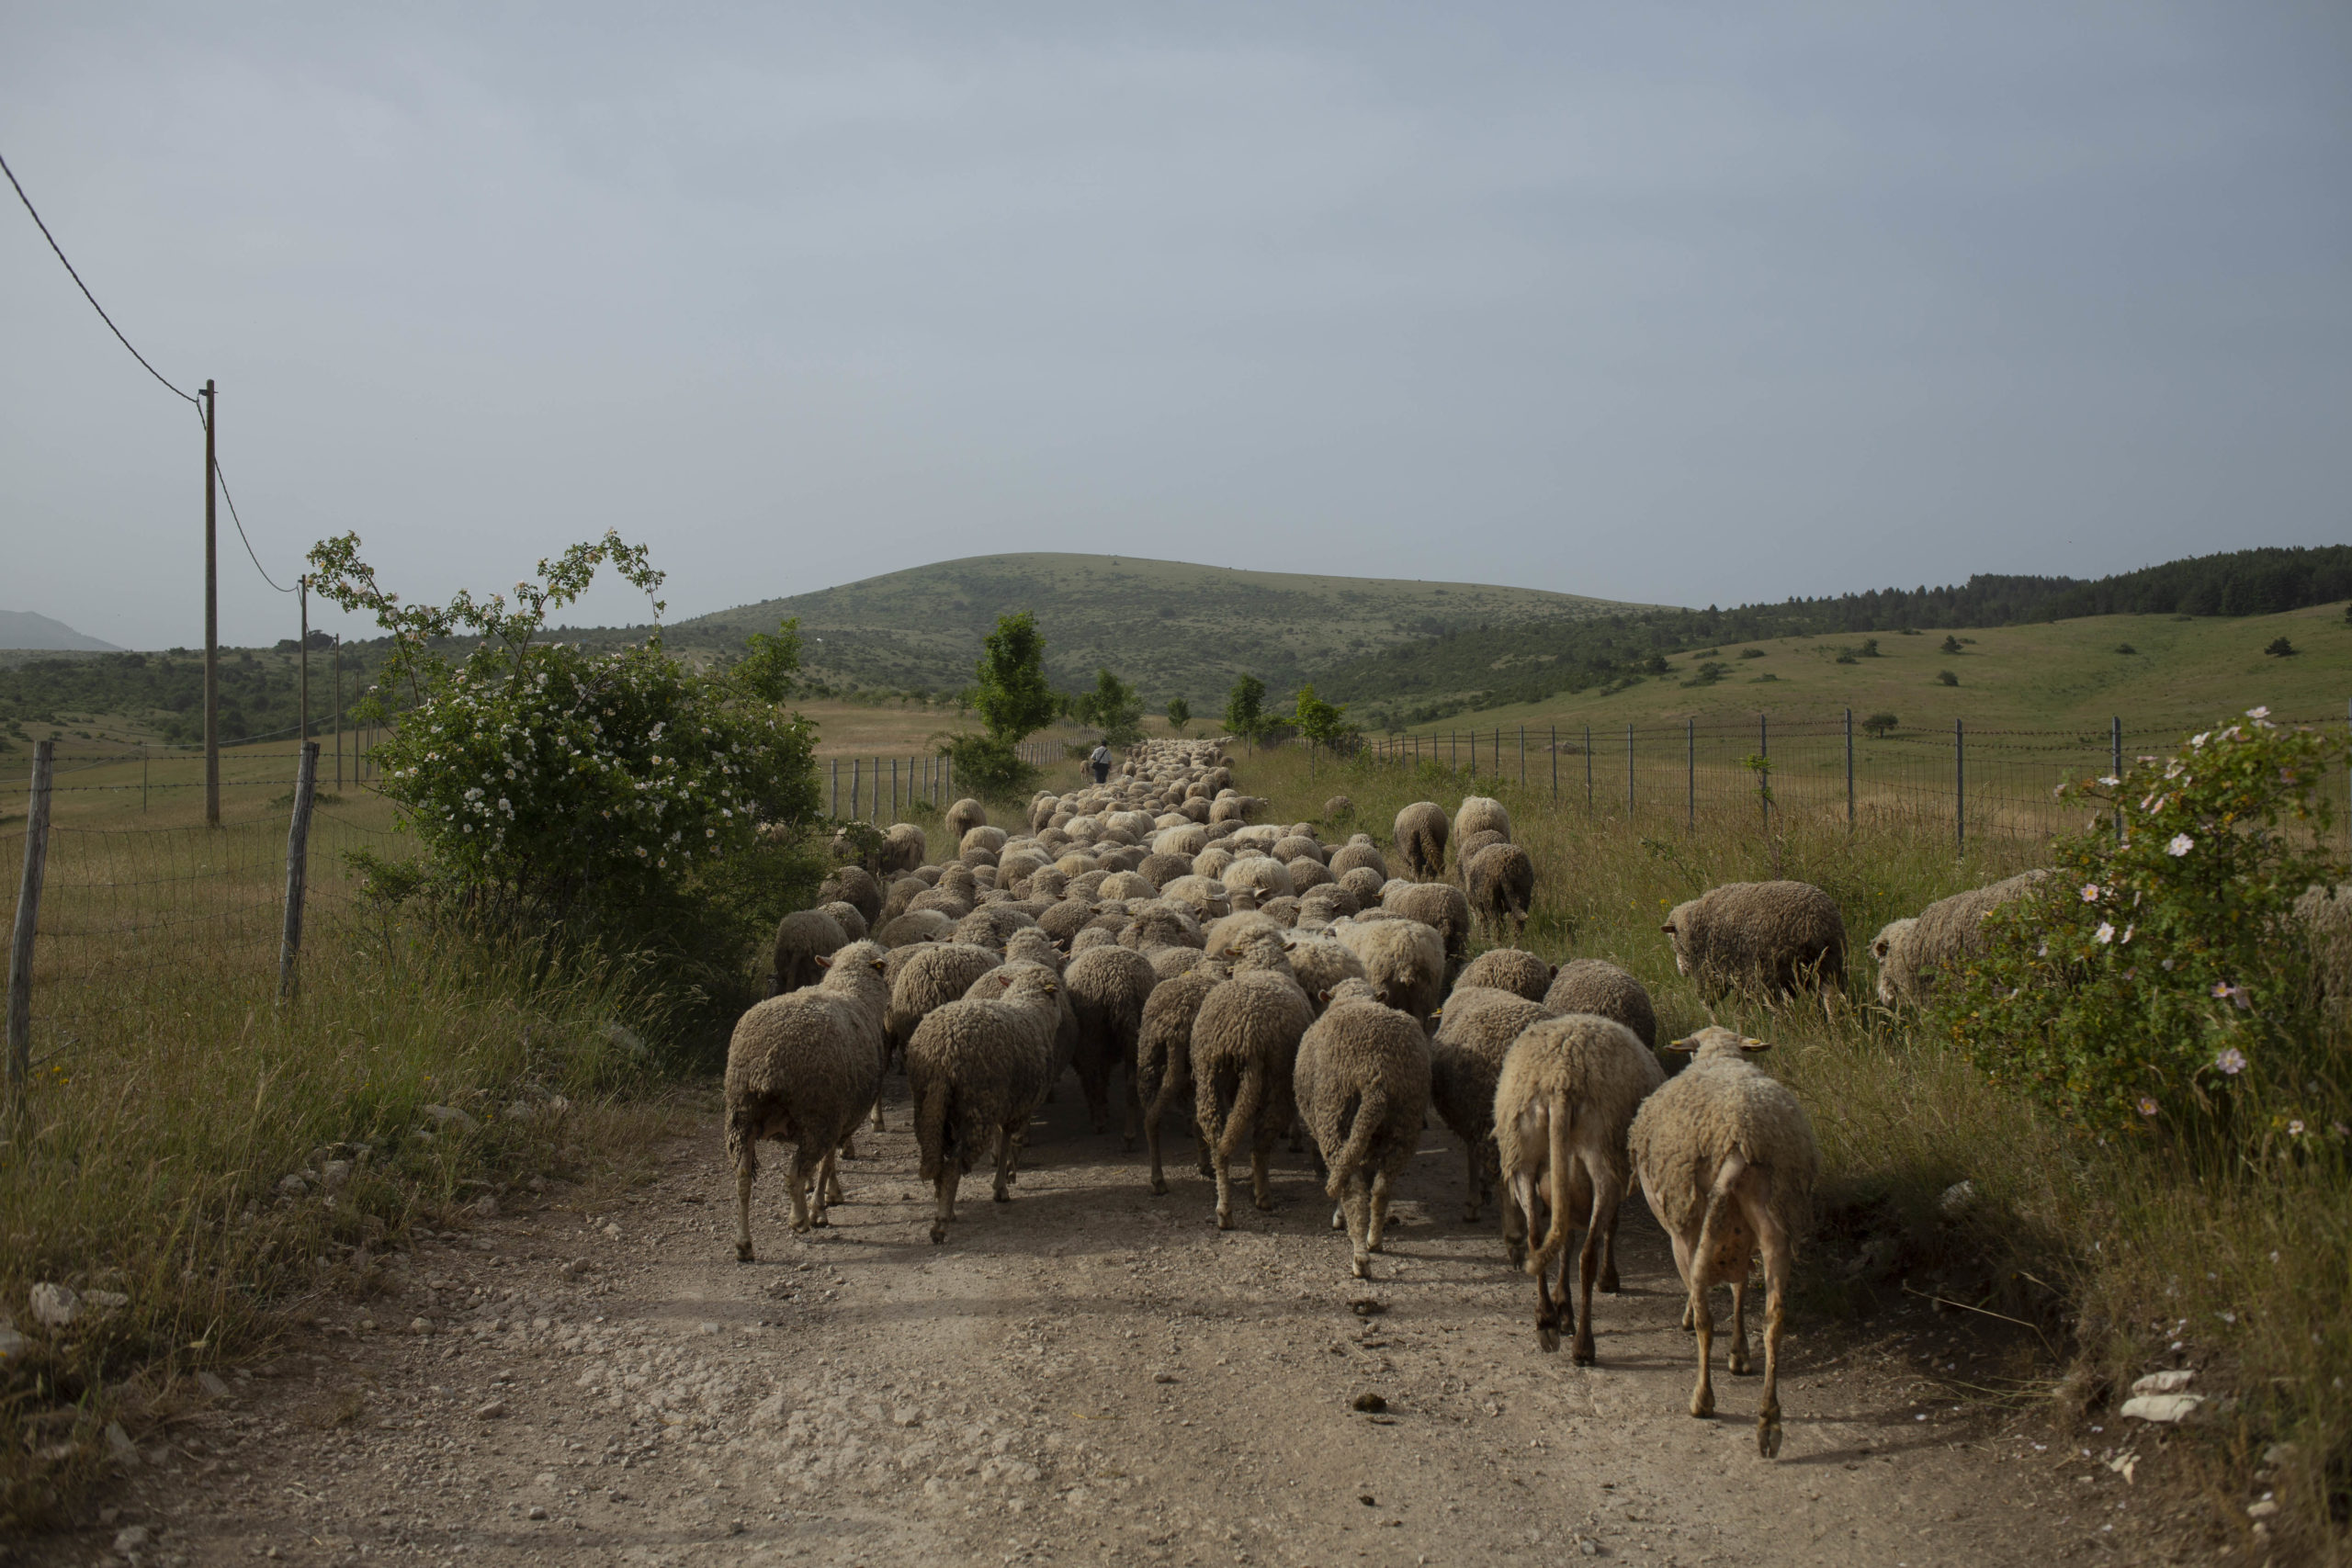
[722,739,2037,1460]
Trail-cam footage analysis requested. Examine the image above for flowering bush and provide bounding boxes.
[1947,708,2346,1137]
[306,533,823,995]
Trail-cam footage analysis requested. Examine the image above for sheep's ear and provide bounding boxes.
[869,959,888,974]
[1871,939,1891,959]
[1317,987,1333,1004]
[1740,1037,1771,1054]
[814,954,833,969]
[1664,1034,1700,1054]
[1659,921,1676,935]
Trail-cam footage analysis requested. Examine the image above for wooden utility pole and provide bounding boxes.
[333,635,344,791]
[280,742,319,999]
[299,577,310,750]
[202,379,220,826]
[7,739,54,1115]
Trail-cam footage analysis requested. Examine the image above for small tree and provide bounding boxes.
[1293,683,1356,750]
[1936,670,1960,686]
[1165,695,1193,736]
[1861,712,1899,739]
[974,612,1057,742]
[1224,674,1266,741]
[1070,667,1145,747]
[1940,635,1964,654]
[2265,637,2297,658]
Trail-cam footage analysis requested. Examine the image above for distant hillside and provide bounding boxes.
[1316,545,2352,724]
[0,610,120,652]
[653,554,1646,705]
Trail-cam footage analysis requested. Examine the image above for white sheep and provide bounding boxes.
[1628,1025,1819,1458]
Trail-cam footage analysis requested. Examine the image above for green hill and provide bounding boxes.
[658,554,1648,705]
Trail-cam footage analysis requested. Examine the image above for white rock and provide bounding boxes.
[0,1328,25,1359]
[198,1371,231,1398]
[28,1282,79,1327]
[2131,1369,2195,1395]
[422,1103,480,1131]
[2120,1393,2204,1424]
[1937,1179,1978,1217]
[277,1174,310,1197]
[320,1159,354,1190]
[105,1421,139,1464]
[112,1524,151,1554]
[86,1290,129,1311]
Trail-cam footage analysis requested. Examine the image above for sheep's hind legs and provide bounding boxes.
[733,1154,758,1264]
[1367,1170,1395,1254]
[930,1169,960,1245]
[787,1145,823,1235]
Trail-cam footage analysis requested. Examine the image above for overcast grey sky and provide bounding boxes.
[5,3,2347,649]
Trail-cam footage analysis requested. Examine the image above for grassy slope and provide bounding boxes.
[1384,602,2352,738]
[664,552,1648,705]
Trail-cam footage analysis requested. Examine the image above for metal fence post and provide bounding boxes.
[279,741,319,999]
[831,757,839,818]
[2111,716,2124,842]
[1550,726,1558,801]
[1687,717,1695,833]
[7,739,54,1112]
[1955,718,1966,858]
[1845,708,1854,828]
[1518,727,1524,789]
[1584,724,1592,811]
[851,757,861,821]
[1759,714,1769,824]
[1626,723,1635,818]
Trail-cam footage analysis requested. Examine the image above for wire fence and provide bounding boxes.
[1355,707,2352,851]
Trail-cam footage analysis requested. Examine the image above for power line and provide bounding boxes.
[198,401,296,594]
[0,149,198,405]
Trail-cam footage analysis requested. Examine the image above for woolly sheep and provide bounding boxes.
[1272,833,1325,865]
[1629,1026,1819,1457]
[1225,856,1295,902]
[817,900,869,943]
[1286,857,1333,893]
[944,797,988,842]
[1332,917,1446,1028]
[1190,942,1316,1229]
[1393,802,1449,881]
[1157,875,1231,923]
[772,908,850,997]
[1662,881,1847,998]
[1453,828,1509,874]
[1328,839,1387,882]
[820,864,884,929]
[908,966,1068,1245]
[1429,987,1549,1223]
[1382,882,1473,985]
[952,905,1036,952]
[1339,866,1388,906]
[725,940,892,1258]
[1453,795,1511,848]
[1543,959,1657,1049]
[882,822,927,874]
[1136,963,1226,1194]
[1454,948,1552,1004]
[1118,903,1204,954]
[1324,794,1352,822]
[1282,930,1368,1005]
[1136,852,1195,888]
[883,942,1005,1061]
[876,908,955,949]
[1293,987,1432,1278]
[1064,945,1160,1145]
[1464,842,1535,941]
[1493,1012,1665,1362]
[1873,871,2046,1006]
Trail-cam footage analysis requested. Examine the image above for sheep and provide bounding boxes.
[1492,1013,1665,1362]
[1225,855,1295,902]
[1118,902,1204,955]
[1282,930,1368,1006]
[944,797,988,842]
[1327,838,1387,882]
[1381,882,1473,986]
[771,908,850,997]
[907,967,1069,1245]
[1136,852,1195,888]
[1629,1026,1820,1458]
[1338,866,1388,907]
[1453,828,1510,874]
[819,865,884,929]
[882,822,928,874]
[1543,959,1658,1048]
[1190,940,1317,1229]
[724,940,893,1259]
[1662,881,1847,998]
[1332,917,1446,1028]
[1455,948,1552,1004]
[952,905,1036,952]
[1393,801,1449,880]
[1463,841,1535,941]
[1064,944,1160,1145]
[1453,795,1511,848]
[1873,871,2047,1006]
[1292,986,1432,1278]
[1272,833,1325,865]
[817,900,869,943]
[1429,987,1550,1222]
[883,942,1005,1064]
[1036,899,1098,950]
[876,908,955,949]
[1324,794,1353,823]
[1136,963,1227,1194]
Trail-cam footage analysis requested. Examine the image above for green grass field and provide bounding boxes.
[1374,601,2350,738]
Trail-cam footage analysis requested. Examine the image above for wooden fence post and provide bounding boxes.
[279,741,319,999]
[1845,708,1854,828]
[1517,727,1524,789]
[1625,723,1634,818]
[2111,716,2124,842]
[1550,726,1557,800]
[6,739,54,1113]
[830,757,839,818]
[1686,717,1695,833]
[1584,724,1592,811]
[1955,718,1966,858]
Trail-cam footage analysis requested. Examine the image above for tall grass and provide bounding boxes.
[0,895,680,1533]
[1247,743,2350,1559]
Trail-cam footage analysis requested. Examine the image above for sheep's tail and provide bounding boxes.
[1528,1093,1576,1279]
[1324,1088,1386,1201]
[1217,1063,1265,1164]
[914,1070,952,1183]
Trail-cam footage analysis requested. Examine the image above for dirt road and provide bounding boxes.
[41,1088,2184,1567]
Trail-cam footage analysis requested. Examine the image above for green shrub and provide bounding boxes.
[2266,636,2297,657]
[941,732,1035,798]
[1947,707,2346,1137]
[1862,712,1898,738]
[1936,670,1959,686]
